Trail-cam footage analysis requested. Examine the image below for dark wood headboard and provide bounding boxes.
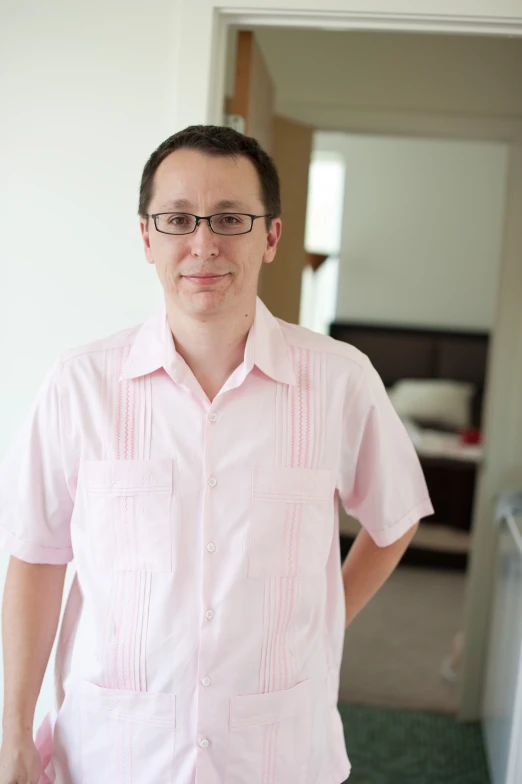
[329,321,489,429]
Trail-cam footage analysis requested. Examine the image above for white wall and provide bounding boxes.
[313,132,508,330]
[0,0,182,739]
[459,143,522,721]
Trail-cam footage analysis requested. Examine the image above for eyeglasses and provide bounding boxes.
[147,212,272,236]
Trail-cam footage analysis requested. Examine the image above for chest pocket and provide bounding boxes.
[249,466,336,579]
[83,458,173,572]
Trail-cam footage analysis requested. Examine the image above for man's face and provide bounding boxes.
[140,148,282,319]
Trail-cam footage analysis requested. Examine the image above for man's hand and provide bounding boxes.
[1,556,66,777]
[0,734,41,784]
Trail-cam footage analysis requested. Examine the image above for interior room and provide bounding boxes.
[304,128,504,718]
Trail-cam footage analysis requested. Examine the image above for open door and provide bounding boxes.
[226,30,314,325]
[226,30,275,154]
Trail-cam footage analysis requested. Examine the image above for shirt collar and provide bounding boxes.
[120,297,297,387]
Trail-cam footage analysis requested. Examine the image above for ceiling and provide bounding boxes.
[230,28,522,136]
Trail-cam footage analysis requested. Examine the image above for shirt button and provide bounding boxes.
[205,609,214,620]
[209,412,218,423]
[208,477,217,488]
[206,542,216,553]
[201,676,211,687]
[199,738,209,749]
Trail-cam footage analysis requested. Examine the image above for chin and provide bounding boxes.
[184,289,232,315]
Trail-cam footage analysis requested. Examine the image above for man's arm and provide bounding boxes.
[0,556,66,764]
[342,522,419,628]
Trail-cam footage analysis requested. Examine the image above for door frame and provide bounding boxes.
[173,3,522,132]
[174,0,522,722]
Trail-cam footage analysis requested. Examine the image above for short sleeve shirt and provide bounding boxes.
[0,297,433,784]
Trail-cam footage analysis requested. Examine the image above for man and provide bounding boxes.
[0,125,433,784]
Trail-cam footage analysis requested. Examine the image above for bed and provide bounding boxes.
[329,321,489,534]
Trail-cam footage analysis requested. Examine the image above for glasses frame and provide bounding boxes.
[147,211,273,236]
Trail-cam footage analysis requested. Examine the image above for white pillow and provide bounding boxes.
[387,379,475,431]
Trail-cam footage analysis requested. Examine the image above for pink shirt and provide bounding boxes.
[0,297,433,784]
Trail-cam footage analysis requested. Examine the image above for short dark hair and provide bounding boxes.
[138,125,281,229]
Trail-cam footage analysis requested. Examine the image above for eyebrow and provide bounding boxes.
[157,198,250,213]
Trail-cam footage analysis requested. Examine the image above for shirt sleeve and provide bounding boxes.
[0,361,75,564]
[338,355,434,547]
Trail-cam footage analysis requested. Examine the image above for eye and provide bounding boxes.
[214,213,249,229]
[167,213,191,225]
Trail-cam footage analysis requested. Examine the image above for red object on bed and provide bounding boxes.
[460,427,482,445]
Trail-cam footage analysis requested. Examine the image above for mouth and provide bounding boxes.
[183,273,230,284]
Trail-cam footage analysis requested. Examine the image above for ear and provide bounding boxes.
[262,218,282,265]
[140,216,155,265]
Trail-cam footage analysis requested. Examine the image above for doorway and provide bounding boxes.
[223,23,514,718]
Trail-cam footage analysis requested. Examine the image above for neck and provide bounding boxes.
[165,298,256,401]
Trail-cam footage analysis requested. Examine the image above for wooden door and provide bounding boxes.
[226,31,313,324]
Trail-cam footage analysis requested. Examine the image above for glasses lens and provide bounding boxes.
[156,213,197,234]
[211,213,252,235]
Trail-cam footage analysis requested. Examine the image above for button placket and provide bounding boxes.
[198,407,222,756]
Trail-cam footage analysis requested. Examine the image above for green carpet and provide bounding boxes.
[338,702,491,784]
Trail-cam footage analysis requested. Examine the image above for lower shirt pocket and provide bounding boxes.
[224,679,313,784]
[79,681,177,784]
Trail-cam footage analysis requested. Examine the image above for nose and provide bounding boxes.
[189,218,219,259]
